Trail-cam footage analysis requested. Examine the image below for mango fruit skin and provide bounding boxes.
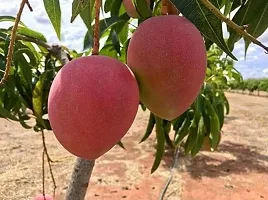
[48,55,139,160]
[127,15,207,120]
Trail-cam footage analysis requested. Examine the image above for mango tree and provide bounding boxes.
[0,0,267,199]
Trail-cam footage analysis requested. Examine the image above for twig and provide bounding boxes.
[0,0,28,86]
[41,129,57,198]
[161,0,168,15]
[200,0,268,54]
[16,35,70,65]
[92,0,101,55]
[159,148,180,200]
[16,34,51,49]
[42,148,46,199]
[26,0,33,11]
[49,45,69,66]
[41,129,55,163]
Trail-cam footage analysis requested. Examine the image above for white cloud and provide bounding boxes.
[263,68,268,74]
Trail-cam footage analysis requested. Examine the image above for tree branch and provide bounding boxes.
[26,0,33,11]
[65,158,95,200]
[92,0,101,55]
[200,0,268,54]
[16,34,51,49]
[16,35,69,66]
[0,0,28,86]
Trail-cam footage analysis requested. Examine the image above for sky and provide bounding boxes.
[0,0,268,79]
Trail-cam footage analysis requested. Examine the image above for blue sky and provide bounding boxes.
[1,0,268,79]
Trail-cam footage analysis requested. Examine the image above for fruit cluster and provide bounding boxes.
[48,11,207,160]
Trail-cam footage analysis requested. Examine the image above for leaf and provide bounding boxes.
[170,0,237,60]
[140,112,155,143]
[112,30,121,55]
[80,0,95,31]
[71,0,95,32]
[71,0,89,22]
[117,140,125,149]
[243,1,268,55]
[16,26,47,42]
[33,72,48,128]
[151,116,165,174]
[14,48,37,66]
[43,0,61,40]
[13,51,33,90]
[230,0,247,12]
[117,22,129,44]
[133,0,152,19]
[104,0,114,13]
[83,31,93,50]
[0,107,19,121]
[0,16,26,26]
[228,0,268,54]
[111,0,123,16]
[99,13,130,36]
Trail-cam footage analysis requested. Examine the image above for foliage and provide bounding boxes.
[230,78,268,93]
[0,0,267,174]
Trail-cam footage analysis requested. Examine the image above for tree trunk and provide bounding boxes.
[65,158,95,200]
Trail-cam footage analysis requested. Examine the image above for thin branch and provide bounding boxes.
[92,0,101,55]
[41,129,55,163]
[16,35,70,65]
[42,148,45,199]
[0,0,28,86]
[41,129,57,198]
[46,150,57,197]
[200,0,268,54]
[26,0,33,11]
[161,0,168,15]
[16,34,51,49]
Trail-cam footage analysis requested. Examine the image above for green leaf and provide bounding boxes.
[170,0,237,60]
[83,31,93,50]
[117,140,125,149]
[43,0,61,40]
[133,0,152,19]
[80,0,95,30]
[111,0,123,16]
[104,0,114,13]
[13,50,33,90]
[140,112,155,143]
[0,107,19,121]
[33,72,48,128]
[117,22,129,44]
[112,30,121,55]
[71,0,95,32]
[99,43,118,58]
[71,0,89,22]
[0,16,26,26]
[228,0,268,54]
[230,0,247,12]
[14,48,37,66]
[16,26,47,42]
[151,116,166,174]
[99,13,130,36]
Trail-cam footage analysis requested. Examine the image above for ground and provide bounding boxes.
[0,92,268,200]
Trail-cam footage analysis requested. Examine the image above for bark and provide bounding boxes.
[65,158,95,200]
